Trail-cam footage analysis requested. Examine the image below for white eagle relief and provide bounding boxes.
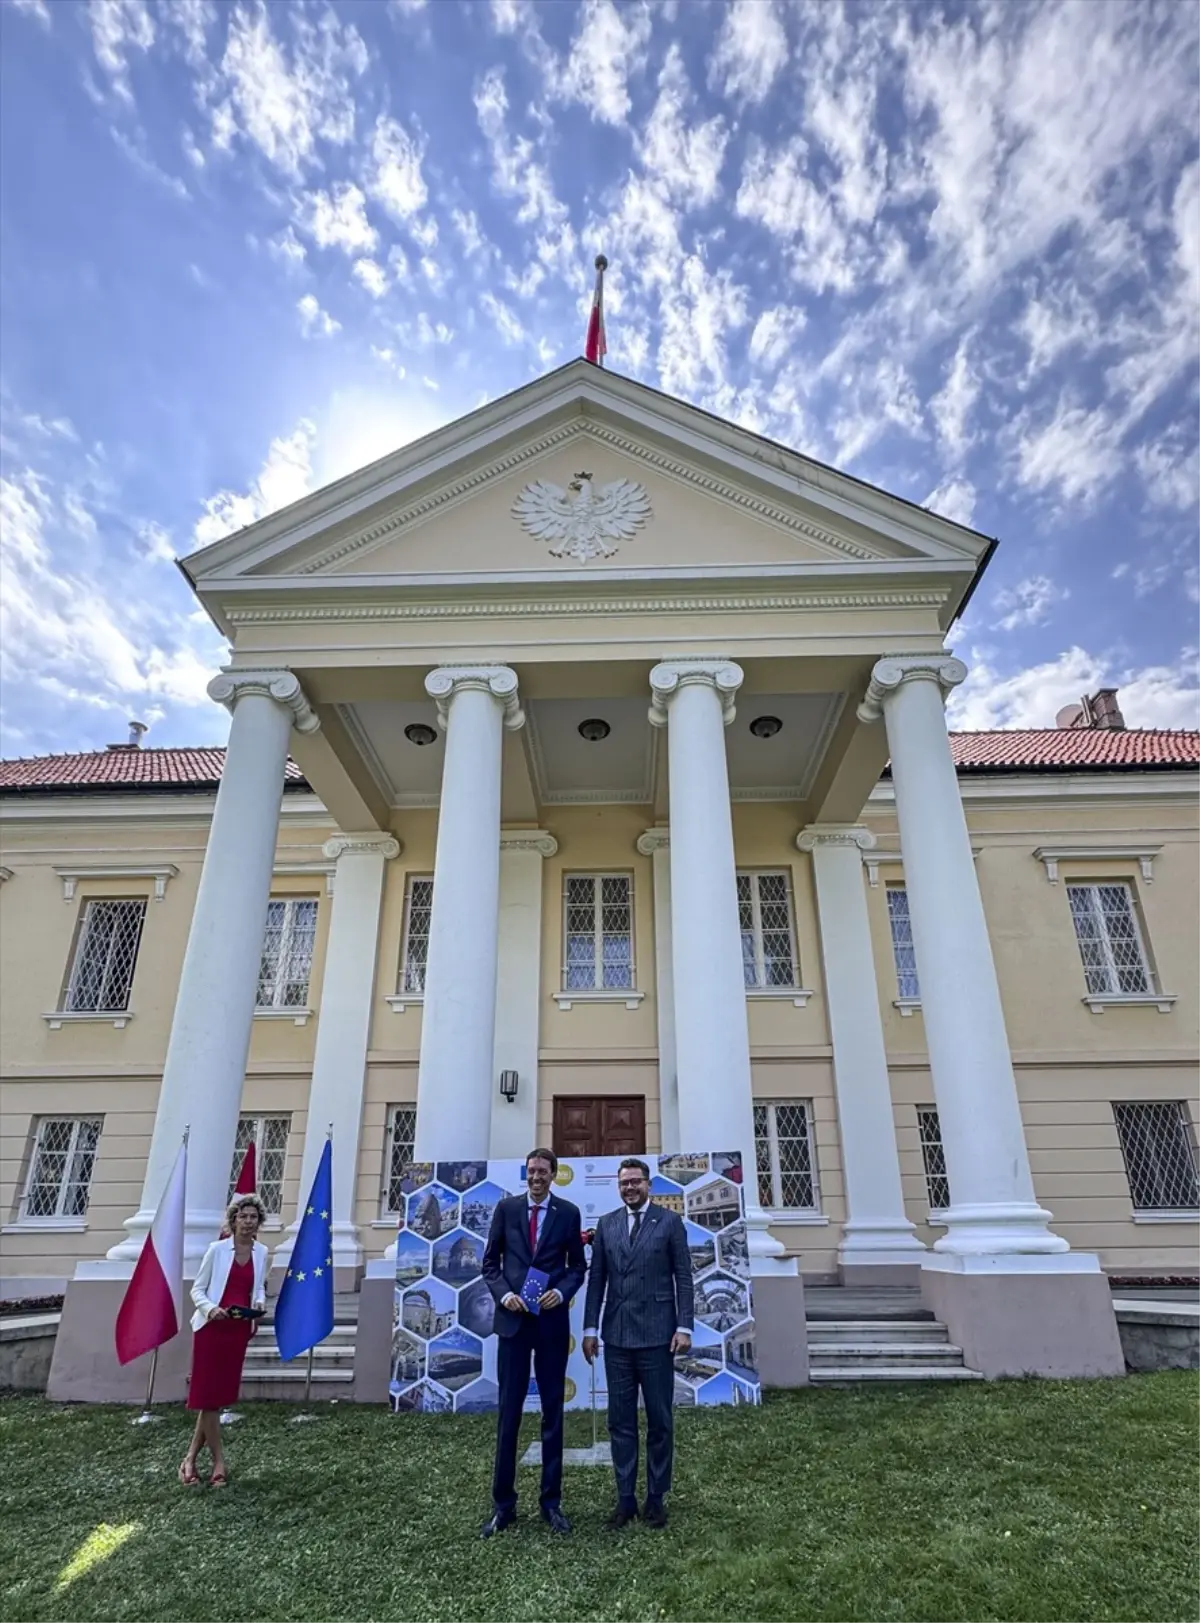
[512,471,652,564]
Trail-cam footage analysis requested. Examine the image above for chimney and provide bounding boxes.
[1088,688,1125,731]
[127,720,148,748]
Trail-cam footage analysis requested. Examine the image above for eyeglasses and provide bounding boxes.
[618,1179,647,1190]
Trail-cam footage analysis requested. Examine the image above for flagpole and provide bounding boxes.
[131,1347,160,1425]
[289,1125,333,1424]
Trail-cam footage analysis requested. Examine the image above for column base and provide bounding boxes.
[107,1207,227,1273]
[838,1218,926,1283]
[932,1201,1070,1256]
[920,1252,1125,1378]
[751,1272,809,1388]
[47,1272,195,1404]
[352,1260,397,1404]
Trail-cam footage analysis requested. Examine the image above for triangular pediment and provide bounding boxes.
[182,362,989,591]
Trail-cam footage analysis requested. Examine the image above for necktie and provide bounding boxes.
[529,1204,540,1254]
[630,1207,643,1243]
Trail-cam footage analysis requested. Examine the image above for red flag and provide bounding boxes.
[115,1137,186,1365]
[235,1139,257,1196]
[585,253,607,365]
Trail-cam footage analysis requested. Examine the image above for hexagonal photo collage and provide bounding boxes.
[388,1151,760,1413]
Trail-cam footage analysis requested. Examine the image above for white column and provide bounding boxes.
[858,656,1067,1256]
[649,660,793,1275]
[489,831,557,1159]
[796,825,925,1269]
[274,833,400,1277]
[415,667,524,1161]
[637,829,679,1154]
[108,671,319,1268]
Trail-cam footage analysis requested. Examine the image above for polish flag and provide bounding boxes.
[115,1138,187,1365]
[585,253,607,365]
[218,1139,256,1238]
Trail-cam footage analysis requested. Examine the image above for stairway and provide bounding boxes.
[805,1285,982,1383]
[240,1292,360,1399]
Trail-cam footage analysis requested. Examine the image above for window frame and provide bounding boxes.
[227,1113,291,1219]
[61,897,147,1014]
[381,1104,418,1219]
[885,882,921,1003]
[737,869,800,992]
[1065,880,1156,998]
[1112,1100,1200,1218]
[398,875,434,997]
[560,871,636,995]
[18,1115,103,1225]
[255,894,319,1012]
[753,1099,821,1214]
[915,1104,951,1216]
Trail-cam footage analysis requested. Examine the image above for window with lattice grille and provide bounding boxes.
[399,877,434,994]
[1066,883,1152,996]
[1113,1102,1199,1214]
[563,874,634,991]
[20,1116,102,1221]
[227,1114,291,1215]
[256,897,318,1009]
[62,899,145,1012]
[753,1101,818,1210]
[887,884,920,999]
[916,1105,951,1212]
[382,1105,418,1216]
[737,871,798,988]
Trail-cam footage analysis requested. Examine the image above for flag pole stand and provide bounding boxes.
[290,1347,318,1423]
[131,1347,162,1425]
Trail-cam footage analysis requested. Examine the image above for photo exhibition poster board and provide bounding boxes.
[389,1150,760,1415]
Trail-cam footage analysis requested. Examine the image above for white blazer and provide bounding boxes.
[190,1237,269,1333]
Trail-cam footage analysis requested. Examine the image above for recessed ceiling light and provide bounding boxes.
[405,723,438,747]
[749,715,782,739]
[578,718,611,742]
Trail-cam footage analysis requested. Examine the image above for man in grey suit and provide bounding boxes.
[582,1157,694,1529]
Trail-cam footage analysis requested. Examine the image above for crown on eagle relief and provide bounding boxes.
[512,471,652,564]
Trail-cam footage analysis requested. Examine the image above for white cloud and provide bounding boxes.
[638,45,727,208]
[296,292,340,338]
[1011,397,1120,505]
[748,305,806,369]
[923,476,977,527]
[473,67,568,231]
[931,336,980,461]
[367,115,428,220]
[708,0,787,105]
[735,136,857,295]
[138,521,175,563]
[1133,440,1199,511]
[559,0,651,125]
[267,226,307,268]
[992,575,1069,631]
[351,257,388,298]
[87,0,155,102]
[10,0,51,26]
[450,207,489,259]
[192,419,317,548]
[302,181,377,254]
[948,644,1200,731]
[481,291,526,346]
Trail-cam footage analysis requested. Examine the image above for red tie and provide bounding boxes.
[529,1204,539,1254]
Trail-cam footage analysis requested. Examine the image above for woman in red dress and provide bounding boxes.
[180,1195,268,1487]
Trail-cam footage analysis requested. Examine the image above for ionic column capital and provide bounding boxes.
[207,669,320,734]
[856,655,967,723]
[322,833,402,862]
[648,659,744,728]
[425,665,524,731]
[796,824,877,854]
[499,829,558,857]
[636,827,671,856]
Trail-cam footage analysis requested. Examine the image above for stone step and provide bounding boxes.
[808,1320,950,1343]
[244,1345,355,1370]
[808,1342,966,1367]
[809,1365,984,1383]
[242,1363,354,1384]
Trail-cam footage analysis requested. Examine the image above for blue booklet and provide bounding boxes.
[521,1266,550,1315]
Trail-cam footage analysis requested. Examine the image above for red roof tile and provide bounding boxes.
[0,729,1195,794]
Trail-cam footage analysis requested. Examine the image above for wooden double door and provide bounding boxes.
[552,1096,646,1159]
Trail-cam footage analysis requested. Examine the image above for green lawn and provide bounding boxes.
[1,1376,1196,1623]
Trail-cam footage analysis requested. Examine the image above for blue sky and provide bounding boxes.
[1,0,1196,758]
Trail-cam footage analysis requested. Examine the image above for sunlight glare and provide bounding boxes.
[55,1521,141,1592]
[317,387,452,486]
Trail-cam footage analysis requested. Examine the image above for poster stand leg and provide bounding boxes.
[131,1347,161,1425]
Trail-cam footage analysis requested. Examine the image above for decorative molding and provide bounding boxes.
[0,866,12,882]
[334,702,404,806]
[525,703,658,808]
[636,828,670,856]
[747,987,815,1007]
[512,473,651,564]
[499,830,559,857]
[857,655,967,723]
[553,989,646,1011]
[323,834,402,862]
[648,659,744,728]
[1033,845,1160,884]
[385,993,424,1013]
[893,997,922,1017]
[224,588,949,626]
[796,825,877,854]
[43,1010,133,1030]
[253,1006,314,1026]
[54,863,178,902]
[861,848,980,886]
[274,861,336,896]
[1083,993,1176,1014]
[425,666,524,731]
[207,669,320,734]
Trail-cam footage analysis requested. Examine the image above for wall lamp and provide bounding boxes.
[499,1069,519,1102]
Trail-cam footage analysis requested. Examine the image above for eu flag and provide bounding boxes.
[274,1138,335,1363]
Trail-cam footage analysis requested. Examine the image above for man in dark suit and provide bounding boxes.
[583,1156,694,1529]
[480,1147,587,1537]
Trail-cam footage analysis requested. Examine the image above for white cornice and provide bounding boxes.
[1033,844,1161,883]
[868,773,1198,807]
[54,863,178,901]
[0,792,331,826]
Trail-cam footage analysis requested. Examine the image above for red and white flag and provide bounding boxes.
[115,1137,187,1365]
[219,1139,256,1237]
[585,253,607,366]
